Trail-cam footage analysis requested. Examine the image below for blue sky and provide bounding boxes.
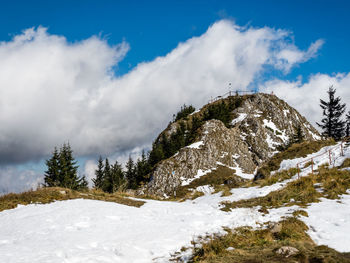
[1,0,350,193]
[1,0,349,78]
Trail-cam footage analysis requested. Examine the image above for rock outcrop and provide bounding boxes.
[143,93,320,197]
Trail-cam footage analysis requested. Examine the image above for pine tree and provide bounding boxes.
[101,158,111,192]
[346,111,350,138]
[92,156,104,189]
[292,125,304,144]
[125,156,136,189]
[44,143,87,190]
[317,86,346,140]
[110,160,125,192]
[44,147,60,187]
[135,150,151,186]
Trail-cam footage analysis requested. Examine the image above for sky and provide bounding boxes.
[0,0,349,194]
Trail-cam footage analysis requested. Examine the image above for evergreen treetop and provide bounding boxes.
[346,111,350,138]
[92,156,104,189]
[317,86,346,140]
[44,143,88,190]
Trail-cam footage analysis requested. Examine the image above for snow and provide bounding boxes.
[1,143,349,262]
[0,195,296,263]
[309,131,321,140]
[195,185,215,194]
[231,113,247,125]
[263,119,279,132]
[301,192,350,252]
[232,164,255,180]
[278,142,344,173]
[189,109,200,116]
[265,133,276,149]
[181,169,211,186]
[283,109,289,117]
[187,141,204,149]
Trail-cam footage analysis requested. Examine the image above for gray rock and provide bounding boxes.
[144,93,320,197]
[276,246,299,257]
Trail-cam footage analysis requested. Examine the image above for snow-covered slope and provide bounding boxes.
[0,197,294,263]
[1,142,350,262]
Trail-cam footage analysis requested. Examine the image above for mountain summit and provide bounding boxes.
[143,93,320,197]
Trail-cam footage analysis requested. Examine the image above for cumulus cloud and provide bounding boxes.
[259,73,350,128]
[0,20,321,164]
[0,20,324,193]
[271,39,324,73]
[0,166,42,194]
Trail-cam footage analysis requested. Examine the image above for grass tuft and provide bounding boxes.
[172,166,247,200]
[0,187,144,212]
[189,217,350,263]
[255,139,335,180]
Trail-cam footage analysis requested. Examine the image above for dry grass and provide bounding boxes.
[188,217,350,263]
[0,187,144,212]
[222,166,350,212]
[253,168,299,187]
[255,139,336,180]
[171,166,248,200]
[340,158,350,168]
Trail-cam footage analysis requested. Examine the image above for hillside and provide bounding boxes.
[1,140,350,262]
[143,93,320,197]
[1,94,350,263]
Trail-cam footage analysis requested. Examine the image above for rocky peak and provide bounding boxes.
[143,93,320,197]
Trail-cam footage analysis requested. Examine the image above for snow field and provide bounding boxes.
[1,142,349,262]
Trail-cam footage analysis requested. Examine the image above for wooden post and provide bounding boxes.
[341,142,344,156]
[311,158,314,174]
[329,150,332,166]
[297,164,300,179]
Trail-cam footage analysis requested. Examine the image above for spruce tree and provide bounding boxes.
[125,156,136,189]
[346,111,350,138]
[92,156,104,189]
[317,86,346,140]
[101,158,111,192]
[110,160,125,192]
[44,147,60,187]
[292,125,304,144]
[135,150,151,186]
[59,143,87,190]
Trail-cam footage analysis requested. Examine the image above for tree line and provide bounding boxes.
[43,87,349,192]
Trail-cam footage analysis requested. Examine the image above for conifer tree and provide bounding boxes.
[44,143,87,190]
[44,147,60,187]
[92,156,104,189]
[135,150,151,186]
[346,111,350,138]
[101,158,111,192]
[317,86,346,140]
[110,160,125,192]
[292,125,304,144]
[125,156,136,189]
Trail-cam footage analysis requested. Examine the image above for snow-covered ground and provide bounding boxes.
[0,196,295,263]
[1,142,349,262]
[301,191,350,252]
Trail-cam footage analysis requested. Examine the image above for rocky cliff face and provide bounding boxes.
[143,93,320,197]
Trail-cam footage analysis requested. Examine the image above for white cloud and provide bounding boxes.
[271,39,324,73]
[0,166,42,195]
[0,20,324,193]
[259,73,350,129]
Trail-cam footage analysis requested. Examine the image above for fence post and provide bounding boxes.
[297,163,300,179]
[311,158,314,174]
[329,150,332,166]
[341,142,344,156]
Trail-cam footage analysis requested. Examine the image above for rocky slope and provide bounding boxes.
[143,93,320,197]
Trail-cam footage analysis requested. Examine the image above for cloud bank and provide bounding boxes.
[0,20,326,193]
[259,73,350,128]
